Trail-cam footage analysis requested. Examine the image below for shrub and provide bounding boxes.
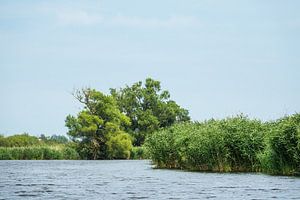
[62,147,80,159]
[130,146,148,159]
[107,133,132,159]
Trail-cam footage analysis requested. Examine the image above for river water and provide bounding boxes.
[0,160,299,199]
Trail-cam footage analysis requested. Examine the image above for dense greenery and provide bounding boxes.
[145,114,300,176]
[130,146,148,159]
[258,114,300,175]
[0,134,79,160]
[1,78,299,176]
[0,134,41,147]
[65,78,190,159]
[65,88,132,160]
[0,146,79,160]
[40,134,69,144]
[110,78,190,146]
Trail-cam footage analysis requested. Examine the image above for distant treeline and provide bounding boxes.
[0,134,79,160]
[0,133,147,160]
[145,113,300,176]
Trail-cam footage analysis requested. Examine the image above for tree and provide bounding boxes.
[110,78,190,146]
[39,134,48,141]
[65,88,132,160]
[49,135,69,144]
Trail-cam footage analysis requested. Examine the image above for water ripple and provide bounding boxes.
[0,160,299,200]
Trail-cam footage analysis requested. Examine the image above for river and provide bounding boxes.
[0,160,299,199]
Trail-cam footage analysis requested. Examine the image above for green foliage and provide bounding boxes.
[65,88,132,159]
[39,134,69,144]
[0,146,79,160]
[259,114,300,175]
[0,134,41,147]
[107,132,132,159]
[146,115,266,172]
[145,125,183,168]
[218,116,266,171]
[130,146,148,159]
[62,147,80,159]
[0,134,79,160]
[110,78,190,146]
[146,113,300,175]
[186,123,230,171]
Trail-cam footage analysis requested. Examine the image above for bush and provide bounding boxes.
[107,132,133,159]
[62,147,80,159]
[130,146,148,159]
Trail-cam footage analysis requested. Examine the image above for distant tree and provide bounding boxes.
[65,88,132,159]
[0,135,5,147]
[39,134,48,141]
[110,78,190,146]
[49,135,69,144]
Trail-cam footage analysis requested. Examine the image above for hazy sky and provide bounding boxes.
[1,0,299,136]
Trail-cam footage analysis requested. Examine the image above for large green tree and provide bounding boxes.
[110,78,190,146]
[65,88,132,159]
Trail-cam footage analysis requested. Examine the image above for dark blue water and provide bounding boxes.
[0,160,299,199]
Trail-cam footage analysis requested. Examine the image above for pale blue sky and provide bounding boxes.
[1,0,299,136]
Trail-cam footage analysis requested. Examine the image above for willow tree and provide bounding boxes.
[65,88,132,160]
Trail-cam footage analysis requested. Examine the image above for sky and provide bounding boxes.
[1,0,300,136]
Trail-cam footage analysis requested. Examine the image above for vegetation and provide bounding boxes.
[110,78,190,146]
[0,134,40,147]
[145,113,300,176]
[258,114,300,175]
[0,146,79,160]
[65,78,190,159]
[107,132,132,159]
[1,78,299,176]
[39,134,69,144]
[130,146,148,160]
[0,134,79,160]
[65,88,132,160]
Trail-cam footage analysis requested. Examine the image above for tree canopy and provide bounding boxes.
[65,88,132,159]
[65,78,190,159]
[110,78,190,146]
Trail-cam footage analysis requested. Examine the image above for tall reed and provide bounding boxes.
[0,146,79,160]
[145,114,300,175]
